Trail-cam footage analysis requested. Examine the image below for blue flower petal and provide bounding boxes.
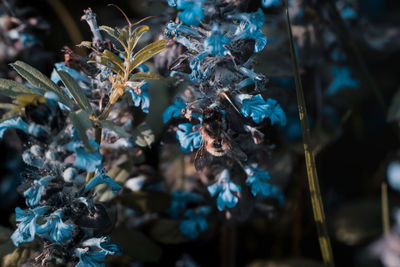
[388,161,400,192]
[126,82,150,113]
[204,25,231,56]
[179,207,210,239]
[326,66,359,95]
[176,123,202,153]
[163,97,186,123]
[23,176,53,207]
[207,170,241,211]
[75,248,106,267]
[65,140,102,172]
[82,236,122,255]
[177,1,204,26]
[0,118,43,139]
[11,206,50,246]
[240,95,286,126]
[84,169,122,194]
[36,209,73,244]
[262,0,281,8]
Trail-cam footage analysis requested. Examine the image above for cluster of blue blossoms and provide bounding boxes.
[0,102,122,265]
[162,0,286,237]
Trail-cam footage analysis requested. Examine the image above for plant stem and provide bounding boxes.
[284,2,335,266]
[381,182,390,236]
[86,125,102,182]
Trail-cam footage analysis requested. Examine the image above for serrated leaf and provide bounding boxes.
[133,124,154,147]
[111,228,162,262]
[115,190,171,213]
[149,219,190,244]
[56,70,93,115]
[69,109,94,152]
[129,40,166,73]
[0,78,41,98]
[102,50,125,72]
[99,120,130,138]
[77,41,93,49]
[0,103,17,110]
[129,72,163,81]
[10,61,73,108]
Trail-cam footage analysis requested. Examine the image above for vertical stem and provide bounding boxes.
[284,2,335,266]
[381,182,390,236]
[86,126,102,182]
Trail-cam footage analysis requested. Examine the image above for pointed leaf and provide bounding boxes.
[69,109,94,152]
[56,70,93,115]
[0,78,41,98]
[128,25,150,52]
[76,41,93,49]
[129,40,166,73]
[129,72,163,81]
[10,61,73,108]
[99,25,128,50]
[99,120,130,138]
[102,50,125,72]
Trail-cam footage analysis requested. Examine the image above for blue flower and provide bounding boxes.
[229,8,267,52]
[244,165,284,203]
[239,94,286,126]
[11,206,50,246]
[204,25,231,56]
[65,139,102,173]
[238,66,265,89]
[22,150,46,169]
[82,236,122,255]
[23,176,53,207]
[75,248,107,267]
[163,97,186,123]
[176,123,202,153]
[388,161,400,191]
[168,191,203,218]
[179,206,210,239]
[177,0,204,26]
[262,0,281,8]
[126,82,150,113]
[326,66,359,95]
[166,22,201,38]
[84,169,122,194]
[207,169,241,211]
[0,117,43,139]
[36,209,73,244]
[340,6,358,19]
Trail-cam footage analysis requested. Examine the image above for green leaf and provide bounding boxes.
[128,25,150,52]
[111,228,162,262]
[115,190,171,213]
[99,25,128,51]
[10,61,73,108]
[149,219,190,244]
[129,72,163,81]
[101,50,125,72]
[56,70,93,115]
[0,103,17,110]
[69,109,94,152]
[0,78,41,98]
[99,120,130,138]
[129,40,166,73]
[1,112,18,122]
[133,124,154,147]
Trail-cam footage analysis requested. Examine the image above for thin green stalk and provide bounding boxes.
[381,182,390,236]
[284,2,335,266]
[86,126,102,182]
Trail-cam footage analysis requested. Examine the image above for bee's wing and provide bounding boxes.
[223,132,247,162]
[194,141,209,171]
